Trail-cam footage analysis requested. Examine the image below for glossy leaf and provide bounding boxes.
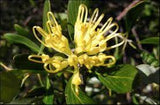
[67,0,89,40]
[0,69,46,103]
[13,54,43,70]
[42,76,53,104]
[0,71,21,102]
[43,95,54,104]
[65,77,95,104]
[96,64,138,93]
[9,98,35,104]
[140,51,159,67]
[140,37,159,45]
[14,24,34,40]
[38,0,51,54]
[43,0,51,31]
[4,33,40,53]
[125,1,146,32]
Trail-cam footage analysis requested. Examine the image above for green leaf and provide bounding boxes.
[45,76,51,90]
[4,33,40,53]
[140,37,159,45]
[42,76,53,104]
[14,24,34,40]
[132,95,139,105]
[38,0,51,54]
[0,71,21,102]
[43,95,54,104]
[140,51,159,67]
[96,64,138,93]
[9,98,35,104]
[8,96,43,104]
[0,69,46,103]
[125,1,146,32]
[13,54,43,70]
[67,0,89,41]
[65,77,95,104]
[43,0,51,31]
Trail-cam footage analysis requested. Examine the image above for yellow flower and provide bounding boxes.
[28,54,68,73]
[28,4,127,94]
[32,12,72,56]
[72,69,82,94]
[78,53,116,69]
[74,4,124,55]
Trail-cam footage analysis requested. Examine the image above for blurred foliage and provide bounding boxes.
[0,0,159,104]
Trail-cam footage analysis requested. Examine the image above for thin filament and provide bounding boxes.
[32,26,47,46]
[47,12,58,27]
[28,55,43,63]
[89,8,99,23]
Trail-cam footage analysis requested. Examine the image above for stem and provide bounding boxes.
[38,43,45,55]
[21,74,30,87]
[131,26,143,50]
[126,92,131,103]
[116,0,141,21]
[37,74,44,86]
[114,36,119,59]
[0,62,11,71]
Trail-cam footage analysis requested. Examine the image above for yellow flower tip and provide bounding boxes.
[89,8,99,24]
[28,54,49,63]
[103,55,116,68]
[72,71,81,86]
[77,4,88,23]
[47,11,58,26]
[75,85,79,95]
[32,26,48,46]
[72,71,82,95]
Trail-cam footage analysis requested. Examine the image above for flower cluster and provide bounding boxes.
[28,4,126,94]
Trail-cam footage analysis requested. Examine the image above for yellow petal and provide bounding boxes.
[72,69,82,95]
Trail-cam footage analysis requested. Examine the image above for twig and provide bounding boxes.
[126,92,131,103]
[116,0,142,21]
[131,26,143,50]
[37,74,44,87]
[24,16,32,26]
[0,62,11,71]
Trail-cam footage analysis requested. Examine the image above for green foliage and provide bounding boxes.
[0,0,159,104]
[43,77,54,104]
[38,0,51,54]
[43,0,51,31]
[140,51,159,67]
[140,37,159,45]
[3,33,40,53]
[43,95,54,104]
[0,71,21,102]
[14,24,34,40]
[65,77,95,104]
[96,64,138,93]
